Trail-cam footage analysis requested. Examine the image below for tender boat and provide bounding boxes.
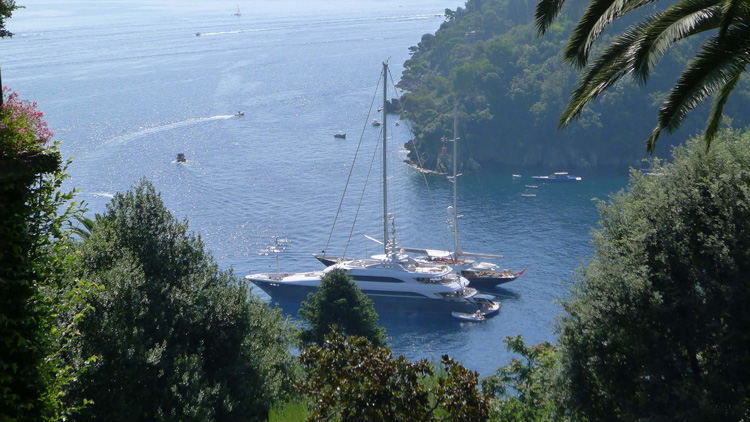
[451,310,487,322]
[532,171,582,182]
[235,111,245,116]
[372,119,381,126]
[334,131,346,139]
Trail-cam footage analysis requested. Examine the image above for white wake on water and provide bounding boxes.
[102,114,235,146]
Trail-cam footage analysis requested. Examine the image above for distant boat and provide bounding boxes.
[233,5,241,16]
[333,131,346,139]
[195,32,201,36]
[512,174,521,178]
[395,121,400,126]
[176,153,187,163]
[525,185,538,189]
[235,111,245,116]
[521,193,536,197]
[372,119,381,126]
[532,171,582,182]
[452,310,487,322]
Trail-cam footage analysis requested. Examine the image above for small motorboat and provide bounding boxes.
[372,119,381,126]
[395,121,400,126]
[235,111,245,116]
[451,310,486,322]
[176,153,187,163]
[512,174,521,178]
[525,185,538,189]
[532,171,582,182]
[195,32,201,36]
[333,131,346,139]
[521,193,536,197]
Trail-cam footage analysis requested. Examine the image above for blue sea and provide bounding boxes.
[5,0,628,377]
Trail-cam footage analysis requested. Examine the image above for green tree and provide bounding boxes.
[535,0,750,151]
[555,129,750,420]
[1,87,91,421]
[0,0,20,38]
[65,180,301,422]
[481,336,560,422]
[298,330,489,422]
[298,269,385,347]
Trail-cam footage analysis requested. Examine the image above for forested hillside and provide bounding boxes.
[398,0,750,172]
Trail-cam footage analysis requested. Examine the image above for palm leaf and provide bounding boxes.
[704,60,746,149]
[631,0,723,83]
[536,0,568,35]
[646,23,750,153]
[718,0,745,40]
[560,0,722,127]
[564,0,655,68]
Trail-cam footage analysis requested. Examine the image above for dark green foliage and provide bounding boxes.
[298,330,489,422]
[398,0,750,172]
[66,180,301,422]
[1,90,91,422]
[0,0,21,38]
[482,336,561,422]
[556,129,750,420]
[298,269,385,347]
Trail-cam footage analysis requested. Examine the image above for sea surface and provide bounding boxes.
[4,0,628,377]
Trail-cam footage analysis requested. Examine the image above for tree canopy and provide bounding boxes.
[0,0,20,38]
[64,180,301,422]
[298,330,489,422]
[298,269,385,347]
[555,129,750,420]
[398,0,750,172]
[0,87,90,422]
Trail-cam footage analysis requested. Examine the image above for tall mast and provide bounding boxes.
[451,103,460,258]
[382,61,389,256]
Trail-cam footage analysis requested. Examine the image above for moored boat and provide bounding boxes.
[532,171,582,182]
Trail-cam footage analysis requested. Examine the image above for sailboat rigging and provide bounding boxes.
[246,62,500,317]
[315,103,526,289]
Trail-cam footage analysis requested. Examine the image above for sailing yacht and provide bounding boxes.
[233,5,241,16]
[246,62,500,317]
[315,105,526,289]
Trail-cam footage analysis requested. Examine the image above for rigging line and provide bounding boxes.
[344,126,382,257]
[322,68,384,257]
[386,69,450,250]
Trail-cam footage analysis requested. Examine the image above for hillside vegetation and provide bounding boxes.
[398,0,750,172]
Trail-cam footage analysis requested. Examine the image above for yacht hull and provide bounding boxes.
[462,272,519,289]
[247,277,496,316]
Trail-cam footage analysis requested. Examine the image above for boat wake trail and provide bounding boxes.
[102,115,235,146]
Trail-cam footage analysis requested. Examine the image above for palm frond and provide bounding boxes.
[718,0,744,40]
[704,60,746,149]
[536,0,568,35]
[632,0,723,83]
[560,30,641,127]
[564,0,654,68]
[560,0,723,128]
[647,23,750,153]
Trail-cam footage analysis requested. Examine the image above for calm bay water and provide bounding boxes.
[5,0,627,377]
